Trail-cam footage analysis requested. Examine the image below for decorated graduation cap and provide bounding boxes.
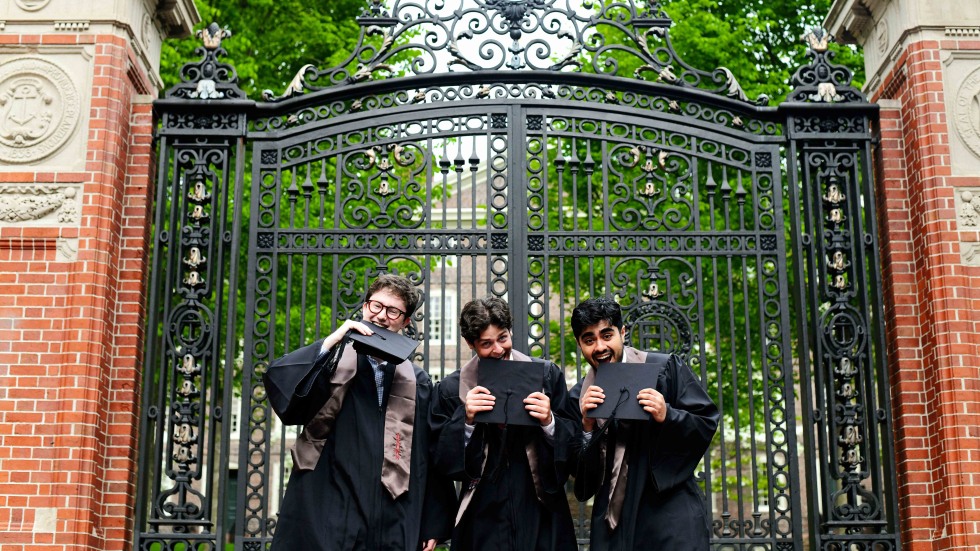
[348,321,420,364]
[475,358,545,426]
[587,357,668,421]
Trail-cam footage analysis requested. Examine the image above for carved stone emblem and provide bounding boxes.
[953,67,980,160]
[874,19,888,55]
[0,58,80,164]
[15,0,52,11]
[958,190,979,227]
[0,184,81,225]
[141,13,154,49]
[954,187,980,266]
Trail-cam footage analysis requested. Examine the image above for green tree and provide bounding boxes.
[161,0,368,98]
[663,0,864,102]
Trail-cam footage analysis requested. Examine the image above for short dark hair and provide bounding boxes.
[571,297,624,339]
[459,296,512,344]
[367,274,420,316]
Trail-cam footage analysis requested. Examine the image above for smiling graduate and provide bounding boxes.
[569,297,720,551]
[428,296,578,551]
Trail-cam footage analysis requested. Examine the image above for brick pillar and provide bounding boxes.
[827,1,980,550]
[0,1,198,550]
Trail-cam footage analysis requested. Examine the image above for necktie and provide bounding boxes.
[373,360,385,406]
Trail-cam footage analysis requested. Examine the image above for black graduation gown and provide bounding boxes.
[569,351,720,551]
[263,339,453,551]
[429,360,579,551]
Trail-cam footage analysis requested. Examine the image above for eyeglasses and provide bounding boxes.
[364,299,408,321]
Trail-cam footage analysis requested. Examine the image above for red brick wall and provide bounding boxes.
[872,39,980,551]
[0,31,155,551]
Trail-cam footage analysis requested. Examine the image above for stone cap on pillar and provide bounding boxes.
[157,0,202,39]
[0,0,200,92]
[825,0,980,96]
[824,0,886,45]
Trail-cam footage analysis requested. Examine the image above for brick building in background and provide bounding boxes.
[0,0,979,550]
[0,1,198,550]
[826,1,980,549]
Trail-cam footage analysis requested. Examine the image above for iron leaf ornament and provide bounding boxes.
[787,28,866,103]
[167,22,247,101]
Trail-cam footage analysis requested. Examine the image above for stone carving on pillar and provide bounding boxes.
[142,13,154,49]
[953,66,980,159]
[0,58,81,164]
[954,188,980,266]
[156,0,200,39]
[959,190,980,227]
[15,0,51,11]
[874,19,888,56]
[56,238,78,262]
[54,21,91,32]
[946,27,980,37]
[0,184,81,225]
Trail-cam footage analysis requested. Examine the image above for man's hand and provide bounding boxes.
[638,387,667,423]
[321,319,373,354]
[464,386,495,424]
[524,392,552,426]
[421,538,437,551]
[579,385,605,433]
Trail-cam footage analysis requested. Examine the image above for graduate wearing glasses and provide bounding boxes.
[263,274,452,551]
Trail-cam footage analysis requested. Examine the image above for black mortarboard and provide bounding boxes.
[474,358,545,426]
[587,358,667,421]
[348,321,420,364]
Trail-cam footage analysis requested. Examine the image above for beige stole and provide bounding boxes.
[291,341,416,499]
[581,346,648,529]
[454,350,546,525]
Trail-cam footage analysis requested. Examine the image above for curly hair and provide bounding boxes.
[459,296,512,344]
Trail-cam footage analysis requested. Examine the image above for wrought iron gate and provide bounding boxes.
[137,2,901,550]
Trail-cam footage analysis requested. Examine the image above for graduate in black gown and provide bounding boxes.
[263,274,453,551]
[568,297,720,551]
[429,297,578,550]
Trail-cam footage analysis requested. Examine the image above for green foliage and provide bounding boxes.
[160,0,368,98]
[661,0,865,102]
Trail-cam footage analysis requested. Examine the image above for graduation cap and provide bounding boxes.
[474,358,545,426]
[587,358,667,421]
[348,321,420,364]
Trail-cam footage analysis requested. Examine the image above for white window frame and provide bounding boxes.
[427,290,457,343]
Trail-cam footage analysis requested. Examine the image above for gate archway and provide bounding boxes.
[137,2,902,550]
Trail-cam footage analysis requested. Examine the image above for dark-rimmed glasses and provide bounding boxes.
[364,299,408,321]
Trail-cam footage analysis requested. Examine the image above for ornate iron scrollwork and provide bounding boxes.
[786,28,865,104]
[258,0,766,106]
[788,27,900,550]
[624,298,693,358]
[166,22,247,101]
[139,150,226,540]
